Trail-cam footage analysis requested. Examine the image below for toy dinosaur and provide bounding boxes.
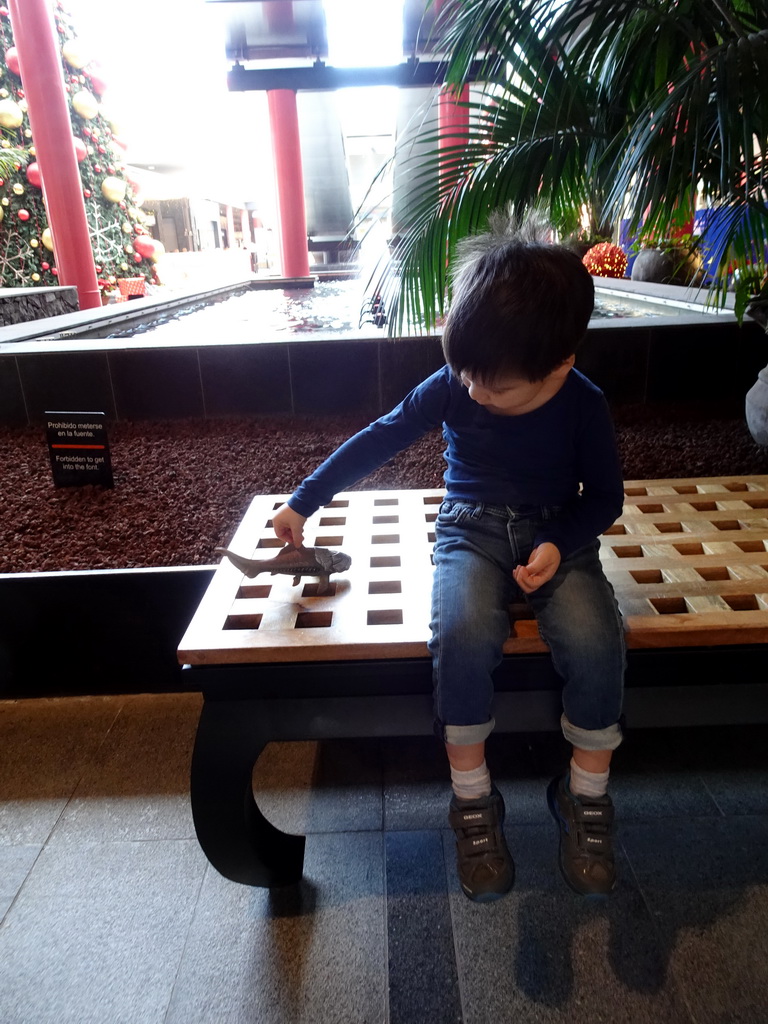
[215,543,352,594]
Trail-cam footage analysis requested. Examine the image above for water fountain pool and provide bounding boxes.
[97,276,710,344]
[0,273,762,428]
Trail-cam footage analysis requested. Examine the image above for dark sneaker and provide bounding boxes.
[448,785,515,902]
[547,774,616,896]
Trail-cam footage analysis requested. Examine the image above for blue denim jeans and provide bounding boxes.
[428,500,625,751]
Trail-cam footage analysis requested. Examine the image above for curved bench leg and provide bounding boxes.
[190,699,306,887]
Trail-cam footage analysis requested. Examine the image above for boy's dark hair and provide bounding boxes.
[442,209,595,383]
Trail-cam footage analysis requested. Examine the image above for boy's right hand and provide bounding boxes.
[272,503,307,548]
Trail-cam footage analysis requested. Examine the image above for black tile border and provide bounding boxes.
[2,318,765,426]
[17,350,117,422]
[0,354,26,426]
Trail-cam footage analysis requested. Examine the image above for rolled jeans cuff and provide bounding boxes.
[561,713,623,751]
[442,717,496,746]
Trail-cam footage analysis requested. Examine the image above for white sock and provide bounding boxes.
[568,757,609,800]
[451,760,492,802]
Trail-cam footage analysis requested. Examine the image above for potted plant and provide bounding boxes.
[630,233,705,287]
[360,0,768,335]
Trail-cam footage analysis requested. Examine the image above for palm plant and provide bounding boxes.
[365,0,768,332]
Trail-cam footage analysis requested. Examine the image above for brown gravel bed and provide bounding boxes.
[2,402,767,574]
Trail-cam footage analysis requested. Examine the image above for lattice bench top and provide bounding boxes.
[177,476,768,666]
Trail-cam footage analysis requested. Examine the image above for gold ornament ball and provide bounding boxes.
[12,183,24,196]
[0,99,24,129]
[0,206,3,223]
[0,89,8,99]
[121,221,132,234]
[30,238,39,248]
[62,39,89,69]
[42,227,55,251]
[123,244,133,254]
[31,273,40,282]
[0,141,9,149]
[120,262,128,271]
[18,100,28,113]
[71,89,99,120]
[150,240,165,262]
[24,129,32,139]
[1,198,9,207]
[101,176,127,203]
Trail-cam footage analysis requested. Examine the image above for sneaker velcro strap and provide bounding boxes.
[580,832,612,854]
[456,832,500,859]
[573,803,614,827]
[448,806,496,832]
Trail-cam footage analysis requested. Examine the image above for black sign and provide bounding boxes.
[46,411,114,488]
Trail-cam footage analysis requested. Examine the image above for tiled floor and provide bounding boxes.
[1,694,767,1024]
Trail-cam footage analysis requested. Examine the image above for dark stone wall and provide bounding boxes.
[0,286,79,327]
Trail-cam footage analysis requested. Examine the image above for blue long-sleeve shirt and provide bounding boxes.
[289,365,625,557]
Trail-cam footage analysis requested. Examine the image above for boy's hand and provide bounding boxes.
[513,542,561,593]
[272,503,307,548]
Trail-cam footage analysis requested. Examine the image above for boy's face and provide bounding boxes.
[459,356,575,416]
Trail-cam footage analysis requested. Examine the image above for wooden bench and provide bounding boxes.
[178,477,768,887]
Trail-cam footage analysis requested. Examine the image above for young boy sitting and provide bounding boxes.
[271,213,626,902]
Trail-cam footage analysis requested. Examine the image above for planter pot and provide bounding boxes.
[746,364,768,447]
[631,247,703,286]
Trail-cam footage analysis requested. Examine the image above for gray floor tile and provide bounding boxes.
[0,839,206,1024]
[621,816,768,1024]
[253,738,383,834]
[445,824,694,1024]
[48,693,202,845]
[383,736,548,830]
[166,832,386,1024]
[0,696,123,844]
[610,771,721,820]
[0,844,41,920]
[386,831,461,1024]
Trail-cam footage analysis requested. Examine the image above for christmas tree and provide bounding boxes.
[0,1,161,296]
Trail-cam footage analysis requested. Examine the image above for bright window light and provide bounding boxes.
[324,0,404,67]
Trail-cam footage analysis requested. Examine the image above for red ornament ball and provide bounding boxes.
[133,253,143,263]
[26,162,42,188]
[97,144,106,154]
[0,8,9,17]
[582,242,628,279]
[5,46,20,76]
[51,267,58,275]
[133,236,156,259]
[93,164,102,174]
[74,137,87,162]
[42,262,50,270]
[89,72,107,96]
[17,208,30,221]
[83,189,91,198]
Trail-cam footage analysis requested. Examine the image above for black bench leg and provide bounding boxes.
[190,699,306,887]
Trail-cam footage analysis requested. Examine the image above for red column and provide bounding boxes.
[439,88,469,144]
[436,0,469,177]
[267,89,310,279]
[9,0,100,309]
[438,84,469,165]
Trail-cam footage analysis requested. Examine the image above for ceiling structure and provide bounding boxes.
[204,0,461,91]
